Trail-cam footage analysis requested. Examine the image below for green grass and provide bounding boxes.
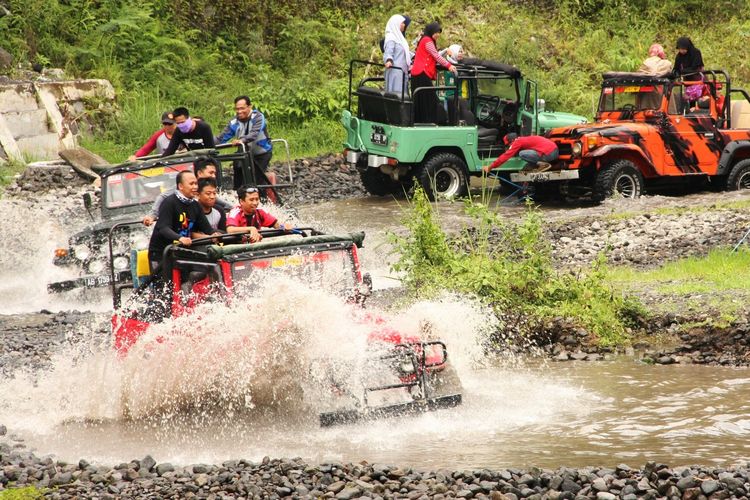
[605,248,750,326]
[606,248,750,294]
[0,487,46,500]
[0,160,28,191]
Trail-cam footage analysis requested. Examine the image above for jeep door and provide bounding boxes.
[664,85,722,175]
[520,80,539,135]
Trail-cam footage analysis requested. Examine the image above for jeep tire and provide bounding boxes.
[418,153,469,200]
[593,159,643,201]
[360,168,400,196]
[726,159,750,191]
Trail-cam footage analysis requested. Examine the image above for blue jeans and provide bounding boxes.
[519,149,559,166]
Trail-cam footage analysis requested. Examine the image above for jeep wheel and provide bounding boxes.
[360,168,399,196]
[726,159,750,191]
[593,159,643,201]
[418,153,469,200]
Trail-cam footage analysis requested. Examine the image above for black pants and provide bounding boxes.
[233,150,273,189]
[412,72,445,124]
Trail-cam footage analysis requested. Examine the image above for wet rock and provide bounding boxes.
[701,479,719,495]
[140,455,156,473]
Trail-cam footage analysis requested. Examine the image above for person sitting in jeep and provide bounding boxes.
[148,171,218,267]
[197,177,226,232]
[482,133,558,173]
[143,161,233,226]
[227,185,291,243]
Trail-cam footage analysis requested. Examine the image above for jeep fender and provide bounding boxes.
[718,140,750,176]
[586,144,656,177]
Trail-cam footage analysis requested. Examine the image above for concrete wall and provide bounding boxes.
[0,79,115,162]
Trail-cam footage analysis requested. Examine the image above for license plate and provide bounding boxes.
[370,132,388,146]
[83,274,119,288]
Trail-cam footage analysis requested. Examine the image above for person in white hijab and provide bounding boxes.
[383,14,412,97]
[439,44,464,65]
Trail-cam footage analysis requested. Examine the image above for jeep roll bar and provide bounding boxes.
[348,59,408,109]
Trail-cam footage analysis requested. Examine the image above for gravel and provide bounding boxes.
[0,450,748,499]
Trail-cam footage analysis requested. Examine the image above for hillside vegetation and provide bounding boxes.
[2,0,749,161]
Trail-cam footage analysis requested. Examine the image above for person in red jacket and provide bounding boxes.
[482,133,559,173]
[411,21,457,124]
[128,111,178,161]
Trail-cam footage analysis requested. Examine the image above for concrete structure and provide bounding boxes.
[0,79,115,162]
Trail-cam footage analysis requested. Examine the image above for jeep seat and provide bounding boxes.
[356,86,388,123]
[383,92,414,126]
[731,100,750,129]
[478,127,500,148]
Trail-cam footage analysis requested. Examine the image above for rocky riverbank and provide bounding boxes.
[1,445,749,499]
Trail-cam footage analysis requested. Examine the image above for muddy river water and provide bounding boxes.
[1,192,749,469]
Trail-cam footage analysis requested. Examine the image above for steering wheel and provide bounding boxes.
[620,104,637,111]
[477,96,501,121]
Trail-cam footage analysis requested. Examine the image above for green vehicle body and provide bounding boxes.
[341,58,587,198]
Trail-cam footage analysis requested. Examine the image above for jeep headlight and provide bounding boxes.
[88,260,105,274]
[73,244,91,261]
[113,255,130,271]
[571,142,583,158]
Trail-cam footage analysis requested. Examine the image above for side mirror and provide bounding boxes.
[83,192,92,209]
[536,98,546,112]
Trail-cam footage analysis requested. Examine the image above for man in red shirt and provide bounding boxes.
[482,133,559,173]
[226,185,291,242]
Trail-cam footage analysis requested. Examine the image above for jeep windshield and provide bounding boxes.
[103,163,194,209]
[231,248,358,295]
[599,84,666,111]
[477,77,517,100]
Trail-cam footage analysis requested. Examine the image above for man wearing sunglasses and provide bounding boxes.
[226,185,291,243]
[161,107,215,157]
[128,111,179,161]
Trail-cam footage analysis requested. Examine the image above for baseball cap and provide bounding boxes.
[161,111,175,124]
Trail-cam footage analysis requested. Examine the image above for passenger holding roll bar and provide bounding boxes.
[216,96,276,189]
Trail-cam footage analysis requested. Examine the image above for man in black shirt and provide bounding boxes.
[161,107,215,156]
[148,170,216,265]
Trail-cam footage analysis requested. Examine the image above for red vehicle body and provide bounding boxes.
[110,229,462,425]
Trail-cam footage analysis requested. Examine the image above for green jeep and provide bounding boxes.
[341,58,588,199]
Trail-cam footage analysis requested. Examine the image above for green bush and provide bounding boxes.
[390,186,643,346]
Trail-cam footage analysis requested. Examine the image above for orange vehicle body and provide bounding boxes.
[545,70,750,199]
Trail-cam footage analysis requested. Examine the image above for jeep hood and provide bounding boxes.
[549,122,655,139]
[538,111,588,130]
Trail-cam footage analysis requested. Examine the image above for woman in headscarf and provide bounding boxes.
[673,37,704,78]
[411,21,457,123]
[383,14,412,97]
[638,43,672,75]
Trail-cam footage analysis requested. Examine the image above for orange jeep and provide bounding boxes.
[528,70,750,200]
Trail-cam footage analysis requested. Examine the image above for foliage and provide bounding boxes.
[390,185,642,346]
[2,0,750,161]
[0,160,28,190]
[0,487,46,500]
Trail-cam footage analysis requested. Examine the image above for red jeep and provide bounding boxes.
[520,70,750,200]
[109,229,462,426]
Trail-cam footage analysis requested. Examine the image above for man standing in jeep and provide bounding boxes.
[482,133,559,173]
[216,96,275,188]
[161,107,215,157]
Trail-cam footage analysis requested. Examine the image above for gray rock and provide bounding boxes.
[676,475,697,490]
[591,477,608,491]
[0,48,12,70]
[701,479,719,495]
[596,493,616,500]
[335,486,363,499]
[140,455,156,472]
[155,463,174,476]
